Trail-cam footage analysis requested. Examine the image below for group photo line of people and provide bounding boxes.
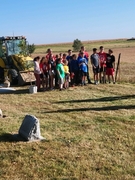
[33,46,115,91]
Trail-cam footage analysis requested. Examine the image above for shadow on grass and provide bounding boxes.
[0,88,29,94]
[0,133,15,142]
[44,105,135,113]
[0,133,28,142]
[54,94,135,104]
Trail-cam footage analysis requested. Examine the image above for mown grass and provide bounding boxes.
[0,83,135,180]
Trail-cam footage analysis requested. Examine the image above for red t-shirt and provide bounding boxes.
[98,52,107,67]
[46,53,55,60]
[78,51,89,58]
[40,62,49,73]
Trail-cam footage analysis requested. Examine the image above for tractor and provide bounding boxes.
[0,36,35,85]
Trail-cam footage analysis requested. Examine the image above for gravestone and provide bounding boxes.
[18,114,44,141]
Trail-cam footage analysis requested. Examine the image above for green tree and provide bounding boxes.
[72,39,83,51]
[28,44,36,56]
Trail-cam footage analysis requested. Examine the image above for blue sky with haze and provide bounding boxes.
[0,0,135,44]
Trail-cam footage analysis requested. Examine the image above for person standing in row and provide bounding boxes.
[106,49,115,84]
[33,56,41,91]
[78,52,88,86]
[70,54,79,86]
[98,46,107,83]
[79,46,92,84]
[91,48,100,85]
[56,58,65,91]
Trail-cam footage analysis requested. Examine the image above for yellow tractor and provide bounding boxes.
[0,36,35,85]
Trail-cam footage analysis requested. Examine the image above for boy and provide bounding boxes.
[91,48,100,84]
[78,52,88,86]
[106,49,115,84]
[56,58,65,91]
[98,46,107,83]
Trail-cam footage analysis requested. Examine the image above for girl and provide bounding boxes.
[42,58,49,90]
[34,56,41,91]
[39,57,45,91]
[48,54,55,90]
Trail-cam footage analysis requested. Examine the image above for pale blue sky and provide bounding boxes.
[0,0,135,44]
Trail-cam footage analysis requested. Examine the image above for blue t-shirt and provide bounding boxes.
[78,57,88,72]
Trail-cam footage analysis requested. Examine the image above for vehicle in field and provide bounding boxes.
[0,36,35,85]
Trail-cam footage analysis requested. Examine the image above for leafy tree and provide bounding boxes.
[72,39,83,51]
[28,44,36,56]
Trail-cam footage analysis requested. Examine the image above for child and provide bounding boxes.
[42,58,49,90]
[48,54,55,90]
[63,60,70,89]
[91,48,100,85]
[78,52,88,86]
[106,49,115,84]
[56,58,65,91]
[70,54,79,86]
[98,46,107,83]
[33,56,41,91]
[39,57,45,91]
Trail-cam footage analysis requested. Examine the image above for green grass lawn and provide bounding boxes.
[0,83,135,180]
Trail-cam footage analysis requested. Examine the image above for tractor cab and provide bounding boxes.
[0,36,35,85]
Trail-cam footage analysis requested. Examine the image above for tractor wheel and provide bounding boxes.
[8,69,18,85]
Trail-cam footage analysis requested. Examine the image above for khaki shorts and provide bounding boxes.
[58,77,64,84]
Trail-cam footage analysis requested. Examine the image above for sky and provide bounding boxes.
[0,0,135,44]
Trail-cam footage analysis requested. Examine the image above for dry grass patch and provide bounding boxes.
[0,83,135,179]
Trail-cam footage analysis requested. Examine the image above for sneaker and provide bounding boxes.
[88,81,93,84]
[113,82,115,84]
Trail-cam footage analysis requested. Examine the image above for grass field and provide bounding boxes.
[0,39,135,180]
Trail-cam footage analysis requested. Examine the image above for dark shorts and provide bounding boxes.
[100,66,106,73]
[65,73,69,81]
[40,72,48,78]
[81,70,87,76]
[40,73,43,79]
[93,66,100,74]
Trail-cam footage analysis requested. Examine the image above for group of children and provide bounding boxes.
[33,46,115,91]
